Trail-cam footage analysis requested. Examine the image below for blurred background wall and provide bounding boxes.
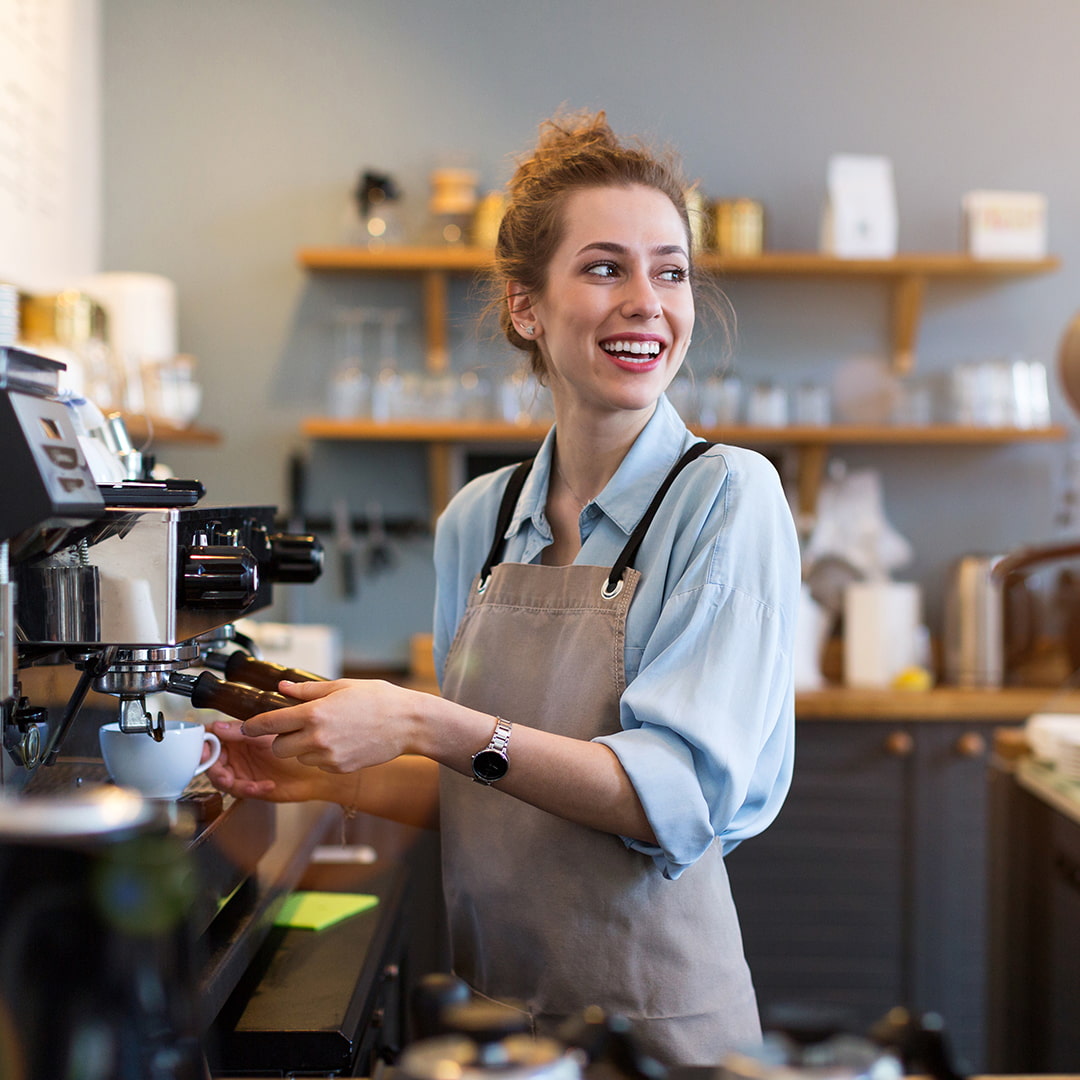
[95,0,1080,666]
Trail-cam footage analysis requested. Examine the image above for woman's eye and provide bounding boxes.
[659,266,690,283]
[584,261,619,278]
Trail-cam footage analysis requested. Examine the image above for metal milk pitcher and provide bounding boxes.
[943,554,1004,687]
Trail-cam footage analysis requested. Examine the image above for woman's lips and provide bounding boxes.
[600,337,665,370]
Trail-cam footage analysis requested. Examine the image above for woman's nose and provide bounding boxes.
[619,275,662,319]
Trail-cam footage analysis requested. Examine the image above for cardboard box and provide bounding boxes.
[962,190,1047,259]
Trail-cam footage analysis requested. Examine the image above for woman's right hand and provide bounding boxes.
[206,719,330,803]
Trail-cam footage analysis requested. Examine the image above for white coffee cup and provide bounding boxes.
[99,719,221,799]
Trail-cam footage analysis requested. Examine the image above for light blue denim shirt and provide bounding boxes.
[433,395,799,879]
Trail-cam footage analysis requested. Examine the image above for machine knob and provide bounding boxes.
[263,532,324,584]
[181,545,259,607]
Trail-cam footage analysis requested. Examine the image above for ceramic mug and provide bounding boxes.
[99,719,221,799]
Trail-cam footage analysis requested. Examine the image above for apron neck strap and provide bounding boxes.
[477,441,713,593]
[479,457,535,583]
[604,441,714,594]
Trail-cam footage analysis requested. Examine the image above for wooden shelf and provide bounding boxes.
[299,245,1059,375]
[122,415,222,446]
[302,417,551,442]
[698,252,1061,277]
[302,417,1066,446]
[302,416,1066,521]
[298,245,496,272]
[298,245,1062,517]
[298,246,1060,278]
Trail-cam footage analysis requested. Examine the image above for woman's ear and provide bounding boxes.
[508,285,540,338]
[507,284,532,318]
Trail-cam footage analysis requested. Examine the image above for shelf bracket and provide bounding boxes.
[891,274,925,374]
[795,443,829,533]
[423,270,449,373]
[426,443,455,525]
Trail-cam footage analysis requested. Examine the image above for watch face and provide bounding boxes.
[472,749,508,783]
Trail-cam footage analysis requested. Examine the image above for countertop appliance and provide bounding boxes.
[0,344,327,1076]
[1,344,323,788]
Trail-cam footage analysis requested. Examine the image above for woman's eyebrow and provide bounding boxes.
[575,241,689,257]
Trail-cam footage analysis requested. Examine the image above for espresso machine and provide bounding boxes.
[0,344,322,792]
[0,344,327,1077]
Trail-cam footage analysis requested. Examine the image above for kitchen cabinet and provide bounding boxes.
[725,717,1012,1074]
[296,246,1063,519]
[987,757,1080,1073]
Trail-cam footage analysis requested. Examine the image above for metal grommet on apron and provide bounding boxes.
[440,441,760,1067]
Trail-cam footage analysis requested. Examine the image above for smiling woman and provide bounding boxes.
[522,186,694,434]
[207,109,800,1068]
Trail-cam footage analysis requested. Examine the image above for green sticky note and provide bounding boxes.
[274,891,379,931]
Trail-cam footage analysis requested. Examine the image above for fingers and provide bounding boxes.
[278,678,343,701]
[206,747,277,799]
[240,705,308,739]
[239,680,352,737]
[211,719,259,742]
[269,731,343,772]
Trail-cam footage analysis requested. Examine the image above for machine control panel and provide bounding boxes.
[0,388,103,541]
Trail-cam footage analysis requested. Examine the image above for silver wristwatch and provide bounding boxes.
[471,717,512,785]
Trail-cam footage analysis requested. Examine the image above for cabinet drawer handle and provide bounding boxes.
[884,731,914,756]
[954,732,987,758]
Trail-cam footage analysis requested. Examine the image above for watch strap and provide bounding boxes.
[471,717,512,785]
[486,717,512,754]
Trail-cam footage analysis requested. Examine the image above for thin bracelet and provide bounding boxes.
[340,803,358,845]
[339,773,363,842]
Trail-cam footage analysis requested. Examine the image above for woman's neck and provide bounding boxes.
[549,398,655,499]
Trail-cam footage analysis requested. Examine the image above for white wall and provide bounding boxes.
[98,0,1080,665]
[0,0,100,291]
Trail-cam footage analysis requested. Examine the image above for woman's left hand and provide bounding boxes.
[240,678,424,773]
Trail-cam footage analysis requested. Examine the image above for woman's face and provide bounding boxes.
[526,184,695,425]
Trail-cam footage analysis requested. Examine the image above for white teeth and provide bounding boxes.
[602,339,661,356]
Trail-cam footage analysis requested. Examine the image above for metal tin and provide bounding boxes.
[714,198,764,256]
[19,289,108,348]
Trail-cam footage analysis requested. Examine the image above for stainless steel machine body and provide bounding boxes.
[0,343,322,786]
[0,345,332,1077]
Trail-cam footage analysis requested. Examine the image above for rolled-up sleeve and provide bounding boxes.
[594,448,798,879]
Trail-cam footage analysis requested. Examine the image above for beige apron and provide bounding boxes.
[439,446,760,1067]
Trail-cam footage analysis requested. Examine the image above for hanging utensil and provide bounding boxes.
[332,497,359,599]
[365,501,395,576]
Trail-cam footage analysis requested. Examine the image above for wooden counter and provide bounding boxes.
[405,632,1080,723]
[795,685,1080,721]
[402,672,1080,723]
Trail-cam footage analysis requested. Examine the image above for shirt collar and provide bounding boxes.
[506,395,692,539]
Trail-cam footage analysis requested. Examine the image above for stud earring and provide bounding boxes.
[521,324,535,336]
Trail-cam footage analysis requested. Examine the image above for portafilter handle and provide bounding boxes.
[203,650,325,691]
[166,670,292,721]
